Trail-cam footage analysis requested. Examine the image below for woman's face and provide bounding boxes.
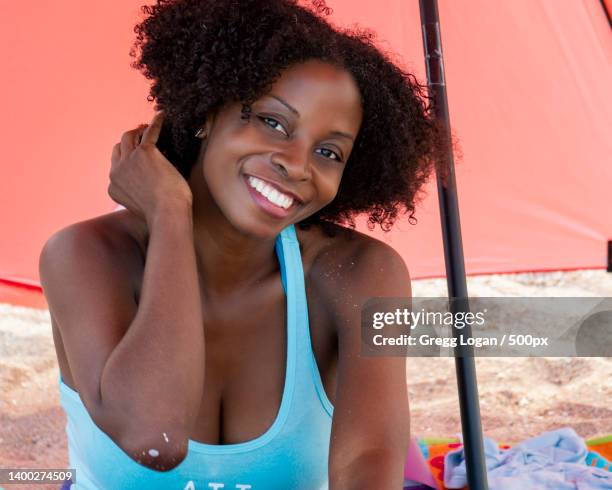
[195,59,363,237]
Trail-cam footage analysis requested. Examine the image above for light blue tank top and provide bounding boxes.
[58,224,334,490]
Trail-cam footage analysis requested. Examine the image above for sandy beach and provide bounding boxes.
[1,269,611,489]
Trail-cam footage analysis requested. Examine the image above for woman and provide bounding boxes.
[40,0,446,488]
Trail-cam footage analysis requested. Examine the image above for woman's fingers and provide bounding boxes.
[120,126,143,157]
[111,143,121,165]
[110,143,122,182]
[140,111,164,146]
[136,125,146,145]
[111,113,163,175]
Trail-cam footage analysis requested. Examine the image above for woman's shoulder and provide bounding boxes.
[299,221,411,333]
[298,221,407,290]
[299,220,404,263]
[43,209,146,283]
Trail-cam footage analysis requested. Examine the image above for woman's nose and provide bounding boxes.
[270,143,312,181]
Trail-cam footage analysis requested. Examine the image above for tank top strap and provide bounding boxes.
[276,224,334,418]
[276,225,310,356]
[275,223,309,350]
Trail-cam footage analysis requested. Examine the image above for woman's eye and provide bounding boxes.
[316,147,342,162]
[258,116,288,136]
[256,116,342,162]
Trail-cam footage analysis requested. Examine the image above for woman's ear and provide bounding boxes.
[196,111,217,139]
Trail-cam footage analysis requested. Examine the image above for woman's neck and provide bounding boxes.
[191,211,279,299]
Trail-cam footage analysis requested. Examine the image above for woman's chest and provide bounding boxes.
[186,269,337,445]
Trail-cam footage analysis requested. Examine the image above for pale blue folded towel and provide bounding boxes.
[444,427,612,489]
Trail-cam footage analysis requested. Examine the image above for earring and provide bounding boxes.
[195,127,207,139]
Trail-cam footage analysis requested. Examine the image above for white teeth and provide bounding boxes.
[269,189,281,202]
[247,176,294,209]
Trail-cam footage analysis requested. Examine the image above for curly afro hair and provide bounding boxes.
[130,0,449,232]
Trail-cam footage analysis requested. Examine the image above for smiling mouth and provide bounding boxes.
[243,174,300,218]
[248,175,296,208]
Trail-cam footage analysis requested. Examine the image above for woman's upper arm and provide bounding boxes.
[323,239,412,482]
[39,222,139,418]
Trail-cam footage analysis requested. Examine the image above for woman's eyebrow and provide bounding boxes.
[268,94,300,117]
[267,94,355,142]
[329,131,355,142]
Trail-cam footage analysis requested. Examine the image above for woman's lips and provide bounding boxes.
[243,175,298,219]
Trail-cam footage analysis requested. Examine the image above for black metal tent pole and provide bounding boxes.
[418,0,489,488]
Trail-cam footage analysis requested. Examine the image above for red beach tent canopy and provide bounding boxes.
[1,0,610,308]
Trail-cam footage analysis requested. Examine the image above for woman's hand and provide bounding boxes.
[108,111,193,226]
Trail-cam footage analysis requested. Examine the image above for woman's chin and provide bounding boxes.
[225,197,305,238]
[228,210,291,240]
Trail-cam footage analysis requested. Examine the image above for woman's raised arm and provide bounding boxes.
[39,113,205,471]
